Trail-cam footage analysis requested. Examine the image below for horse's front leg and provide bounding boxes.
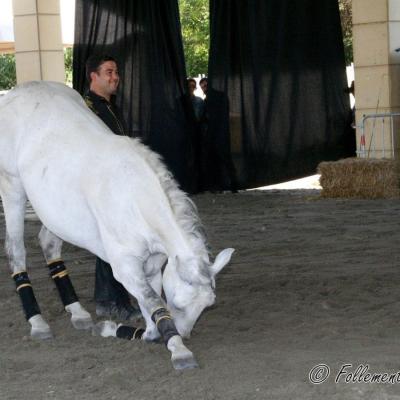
[38,226,93,330]
[139,253,166,342]
[99,254,198,369]
[1,180,52,339]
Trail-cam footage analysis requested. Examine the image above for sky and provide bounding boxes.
[0,0,75,44]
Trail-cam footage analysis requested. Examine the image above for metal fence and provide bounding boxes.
[357,113,400,159]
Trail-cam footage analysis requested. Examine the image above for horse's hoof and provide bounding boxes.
[31,328,53,340]
[142,329,161,343]
[91,320,117,337]
[71,317,93,330]
[172,355,199,370]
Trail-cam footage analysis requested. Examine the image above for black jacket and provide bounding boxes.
[84,90,128,136]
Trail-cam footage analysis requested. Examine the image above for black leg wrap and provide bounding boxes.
[151,308,179,345]
[13,272,41,320]
[48,260,79,306]
[116,325,144,340]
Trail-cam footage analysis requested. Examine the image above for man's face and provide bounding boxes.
[188,80,196,96]
[200,80,208,95]
[90,60,119,100]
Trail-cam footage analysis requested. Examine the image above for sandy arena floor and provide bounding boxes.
[0,187,400,400]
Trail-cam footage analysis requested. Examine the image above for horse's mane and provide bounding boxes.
[126,137,210,260]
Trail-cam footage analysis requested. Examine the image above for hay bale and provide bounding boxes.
[318,158,400,199]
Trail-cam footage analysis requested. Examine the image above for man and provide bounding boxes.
[84,54,141,320]
[199,77,208,98]
[187,78,204,122]
[198,77,238,193]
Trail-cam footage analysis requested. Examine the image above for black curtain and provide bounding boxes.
[207,0,356,189]
[73,0,198,193]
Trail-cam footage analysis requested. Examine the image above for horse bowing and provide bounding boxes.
[0,81,234,369]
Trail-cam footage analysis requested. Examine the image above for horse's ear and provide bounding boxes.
[176,256,210,285]
[209,248,234,278]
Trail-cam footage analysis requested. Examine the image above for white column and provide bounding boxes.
[12,0,65,83]
[353,0,400,158]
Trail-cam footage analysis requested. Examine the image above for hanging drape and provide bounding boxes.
[207,0,355,189]
[73,0,355,192]
[73,0,199,193]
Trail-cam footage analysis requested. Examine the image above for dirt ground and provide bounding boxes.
[1,189,400,400]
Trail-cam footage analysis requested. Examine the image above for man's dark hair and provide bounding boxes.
[85,54,117,82]
[199,77,208,85]
[187,78,196,85]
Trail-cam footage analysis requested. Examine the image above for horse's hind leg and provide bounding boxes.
[38,226,93,330]
[0,179,52,339]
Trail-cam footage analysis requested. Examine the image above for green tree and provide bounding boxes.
[179,0,209,77]
[0,54,16,90]
[0,49,73,90]
[339,0,353,65]
[64,47,73,85]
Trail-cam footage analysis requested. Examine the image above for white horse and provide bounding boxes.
[0,81,234,369]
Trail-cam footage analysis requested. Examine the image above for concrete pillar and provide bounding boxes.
[12,0,65,83]
[353,0,400,159]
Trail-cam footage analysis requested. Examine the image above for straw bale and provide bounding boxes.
[318,158,400,199]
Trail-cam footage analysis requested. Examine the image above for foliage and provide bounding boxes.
[64,47,73,85]
[0,54,16,90]
[64,47,72,86]
[338,0,353,65]
[0,49,73,90]
[179,0,209,77]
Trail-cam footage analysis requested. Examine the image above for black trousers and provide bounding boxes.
[94,257,131,305]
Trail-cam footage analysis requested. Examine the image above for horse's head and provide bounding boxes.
[162,248,234,338]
